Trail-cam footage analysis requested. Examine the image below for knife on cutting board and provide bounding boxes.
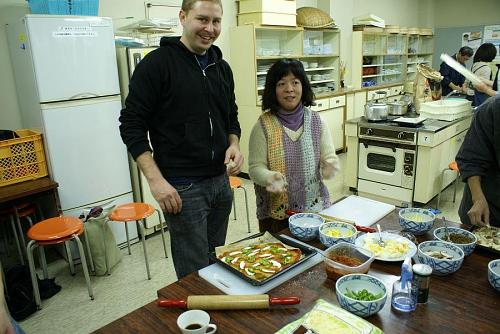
[157,294,300,310]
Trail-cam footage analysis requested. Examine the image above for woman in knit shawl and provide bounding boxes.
[248,59,340,233]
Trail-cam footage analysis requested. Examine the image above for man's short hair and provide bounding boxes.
[182,0,223,13]
[459,46,474,57]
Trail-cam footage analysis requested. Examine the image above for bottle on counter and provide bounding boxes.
[391,257,417,312]
[413,263,432,303]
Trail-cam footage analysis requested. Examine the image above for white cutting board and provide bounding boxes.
[199,236,323,295]
[320,195,395,227]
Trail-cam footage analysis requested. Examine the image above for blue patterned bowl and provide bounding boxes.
[319,222,357,247]
[417,240,464,276]
[335,274,387,317]
[399,208,435,235]
[288,213,324,241]
[433,227,477,256]
[488,259,500,292]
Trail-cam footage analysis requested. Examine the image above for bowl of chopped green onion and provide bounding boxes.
[335,274,387,317]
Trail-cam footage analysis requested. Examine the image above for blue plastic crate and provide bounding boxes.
[28,0,99,16]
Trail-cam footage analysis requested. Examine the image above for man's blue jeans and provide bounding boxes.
[165,173,232,279]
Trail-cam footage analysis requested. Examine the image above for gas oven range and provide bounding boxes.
[355,116,444,207]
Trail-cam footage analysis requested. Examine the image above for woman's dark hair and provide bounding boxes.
[473,43,497,63]
[261,59,315,112]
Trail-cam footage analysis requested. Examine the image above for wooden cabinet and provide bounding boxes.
[316,96,345,151]
[352,31,434,89]
[230,25,341,107]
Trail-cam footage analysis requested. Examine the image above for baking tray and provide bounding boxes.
[209,232,318,286]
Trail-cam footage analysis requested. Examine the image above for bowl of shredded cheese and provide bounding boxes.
[319,222,357,247]
[399,208,435,235]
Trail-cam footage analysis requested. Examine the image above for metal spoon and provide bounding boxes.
[376,223,386,247]
[443,216,450,241]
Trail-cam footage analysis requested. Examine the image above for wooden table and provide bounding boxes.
[94,211,500,333]
[0,177,60,214]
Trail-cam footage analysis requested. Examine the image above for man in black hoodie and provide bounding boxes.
[119,0,243,278]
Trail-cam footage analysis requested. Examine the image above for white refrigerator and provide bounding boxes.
[7,15,138,246]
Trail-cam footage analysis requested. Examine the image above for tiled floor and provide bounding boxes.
[14,153,464,333]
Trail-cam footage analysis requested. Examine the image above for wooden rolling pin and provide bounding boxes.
[157,294,300,310]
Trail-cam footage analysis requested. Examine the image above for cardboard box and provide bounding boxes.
[238,0,296,15]
[237,12,297,27]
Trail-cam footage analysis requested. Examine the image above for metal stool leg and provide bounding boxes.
[125,222,131,255]
[14,208,28,259]
[38,247,49,279]
[74,235,94,300]
[9,215,24,265]
[27,240,42,309]
[138,220,151,280]
[101,219,110,275]
[83,225,95,274]
[156,210,168,258]
[232,189,237,220]
[436,168,447,210]
[242,187,251,233]
[65,241,75,275]
[453,171,459,203]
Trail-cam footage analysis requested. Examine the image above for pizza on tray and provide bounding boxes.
[217,242,302,281]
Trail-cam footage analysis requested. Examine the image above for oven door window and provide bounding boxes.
[366,153,396,173]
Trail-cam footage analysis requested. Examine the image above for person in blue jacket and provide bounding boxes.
[439,46,474,97]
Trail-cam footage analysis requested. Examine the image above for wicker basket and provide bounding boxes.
[296,7,335,28]
[0,130,48,187]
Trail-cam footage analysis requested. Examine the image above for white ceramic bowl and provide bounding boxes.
[399,208,435,235]
[417,240,464,276]
[335,274,387,317]
[433,227,477,256]
[488,259,500,292]
[319,222,357,247]
[288,213,324,241]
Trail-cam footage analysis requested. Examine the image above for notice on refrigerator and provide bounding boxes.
[53,26,98,38]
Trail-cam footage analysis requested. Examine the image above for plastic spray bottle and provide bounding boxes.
[391,257,417,312]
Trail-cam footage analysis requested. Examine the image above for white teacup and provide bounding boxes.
[177,310,217,334]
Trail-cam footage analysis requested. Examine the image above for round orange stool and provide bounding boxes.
[437,161,461,210]
[26,216,94,309]
[108,202,168,280]
[229,176,251,233]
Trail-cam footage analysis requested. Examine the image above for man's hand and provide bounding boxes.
[136,152,182,214]
[468,197,490,226]
[266,172,287,193]
[225,135,244,176]
[149,177,182,214]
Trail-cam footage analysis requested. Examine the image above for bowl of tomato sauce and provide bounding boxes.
[323,242,375,281]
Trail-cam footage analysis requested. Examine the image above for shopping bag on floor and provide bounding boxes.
[83,207,123,275]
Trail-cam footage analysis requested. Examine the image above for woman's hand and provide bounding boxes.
[266,172,287,193]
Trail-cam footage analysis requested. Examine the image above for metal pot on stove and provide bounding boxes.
[387,94,411,116]
[364,91,389,121]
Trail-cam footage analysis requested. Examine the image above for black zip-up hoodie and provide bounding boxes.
[119,37,241,177]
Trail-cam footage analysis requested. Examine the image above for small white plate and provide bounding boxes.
[355,232,417,262]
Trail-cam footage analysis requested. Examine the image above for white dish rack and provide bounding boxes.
[419,99,472,121]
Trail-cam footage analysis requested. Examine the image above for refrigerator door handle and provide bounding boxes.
[69,92,100,99]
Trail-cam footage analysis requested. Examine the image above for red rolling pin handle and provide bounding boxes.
[269,296,300,306]
[157,299,187,308]
[357,225,376,233]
